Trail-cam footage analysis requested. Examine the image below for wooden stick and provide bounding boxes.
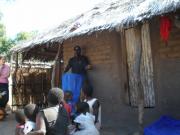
[51,43,62,88]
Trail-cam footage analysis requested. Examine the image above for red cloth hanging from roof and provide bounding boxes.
[160,16,172,42]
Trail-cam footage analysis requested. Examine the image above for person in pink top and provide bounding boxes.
[0,55,10,109]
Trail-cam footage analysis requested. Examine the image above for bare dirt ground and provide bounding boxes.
[0,107,162,135]
[0,113,16,135]
[0,113,142,135]
[0,113,141,135]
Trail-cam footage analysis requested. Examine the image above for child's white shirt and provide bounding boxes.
[73,112,99,135]
[23,120,36,134]
[84,98,101,130]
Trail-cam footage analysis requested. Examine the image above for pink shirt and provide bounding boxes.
[0,64,10,84]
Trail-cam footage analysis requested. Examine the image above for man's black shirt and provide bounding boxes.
[65,55,89,75]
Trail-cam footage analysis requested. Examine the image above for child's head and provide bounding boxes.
[82,84,93,98]
[64,90,73,102]
[15,109,26,125]
[76,102,89,114]
[24,104,39,122]
[47,88,64,105]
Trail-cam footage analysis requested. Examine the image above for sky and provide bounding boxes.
[0,0,104,38]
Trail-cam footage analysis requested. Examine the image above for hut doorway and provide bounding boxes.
[124,23,155,107]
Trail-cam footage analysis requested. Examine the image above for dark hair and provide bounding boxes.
[64,90,73,96]
[15,109,26,124]
[76,102,89,114]
[47,88,64,105]
[64,90,73,102]
[74,45,81,51]
[82,84,93,97]
[24,104,39,122]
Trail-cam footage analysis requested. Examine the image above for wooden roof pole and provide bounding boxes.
[51,43,62,88]
[11,53,18,110]
[13,53,19,90]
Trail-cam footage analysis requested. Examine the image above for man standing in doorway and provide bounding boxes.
[63,45,92,103]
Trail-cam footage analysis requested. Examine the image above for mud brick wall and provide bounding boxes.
[63,30,125,120]
[150,17,180,117]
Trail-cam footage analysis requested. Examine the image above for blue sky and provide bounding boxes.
[0,0,103,38]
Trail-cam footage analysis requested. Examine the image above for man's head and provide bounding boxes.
[82,84,93,98]
[24,104,39,122]
[0,56,6,65]
[74,45,81,57]
[47,87,64,106]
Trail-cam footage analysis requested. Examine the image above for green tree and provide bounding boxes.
[0,38,14,54]
[4,31,36,59]
[15,31,36,43]
[0,11,5,37]
[0,11,9,56]
[0,23,6,37]
[0,11,36,59]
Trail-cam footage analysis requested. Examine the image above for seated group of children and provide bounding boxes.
[14,85,101,135]
[65,84,101,135]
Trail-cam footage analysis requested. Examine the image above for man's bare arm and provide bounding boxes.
[85,64,92,70]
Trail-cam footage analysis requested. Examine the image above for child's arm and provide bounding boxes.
[92,100,100,123]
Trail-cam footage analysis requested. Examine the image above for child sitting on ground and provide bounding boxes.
[64,90,78,121]
[63,91,73,118]
[15,109,26,135]
[73,102,99,135]
[23,104,39,134]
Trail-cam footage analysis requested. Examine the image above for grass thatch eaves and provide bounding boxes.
[11,0,180,60]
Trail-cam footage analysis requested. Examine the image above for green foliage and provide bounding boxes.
[0,9,37,61]
[0,11,36,59]
[0,22,9,56]
[15,31,34,42]
[0,38,14,57]
[0,24,6,37]
[0,12,3,20]
[0,31,36,59]
[0,11,5,37]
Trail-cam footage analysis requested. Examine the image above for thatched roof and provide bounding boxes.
[11,0,180,59]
